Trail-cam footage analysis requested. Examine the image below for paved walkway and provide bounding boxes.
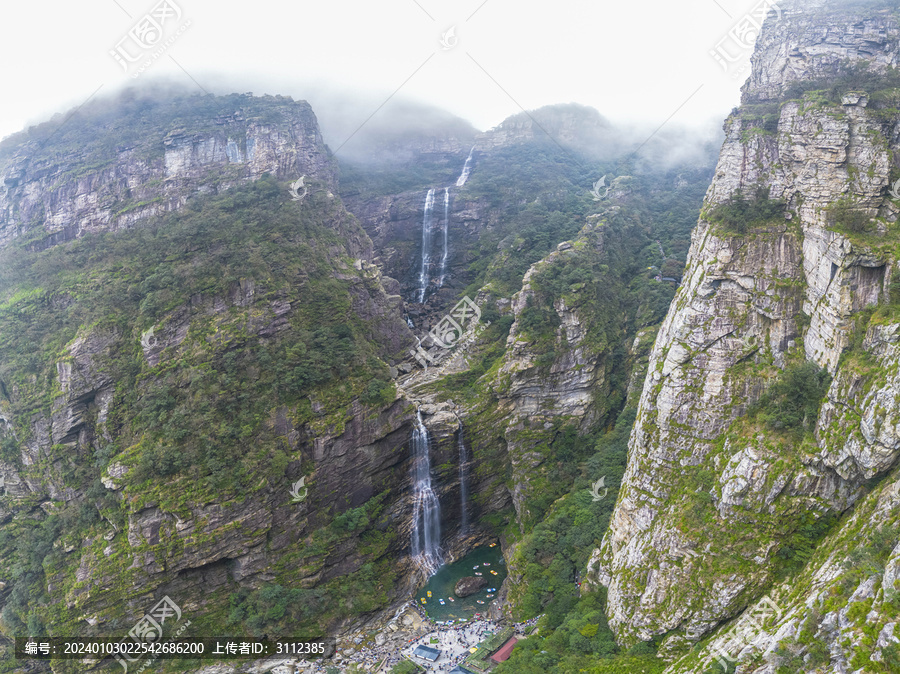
[401,619,498,673]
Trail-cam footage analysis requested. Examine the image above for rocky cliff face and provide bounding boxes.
[0,92,334,252]
[591,0,900,668]
[458,174,682,537]
[343,103,624,318]
[740,0,900,104]
[0,205,425,645]
[493,226,615,526]
[345,186,487,316]
[76,396,424,631]
[0,92,523,651]
[663,334,900,673]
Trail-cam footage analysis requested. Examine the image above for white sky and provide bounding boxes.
[0,0,770,145]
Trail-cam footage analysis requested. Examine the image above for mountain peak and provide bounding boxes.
[0,90,332,251]
[477,103,612,153]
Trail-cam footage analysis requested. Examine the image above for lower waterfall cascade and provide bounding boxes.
[410,411,444,575]
[457,423,470,535]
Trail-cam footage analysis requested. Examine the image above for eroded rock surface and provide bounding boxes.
[455,575,488,597]
[591,1,900,665]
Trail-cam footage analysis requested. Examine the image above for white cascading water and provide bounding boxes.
[457,422,470,535]
[438,188,450,288]
[417,188,436,303]
[456,146,475,187]
[410,411,443,574]
[415,153,475,302]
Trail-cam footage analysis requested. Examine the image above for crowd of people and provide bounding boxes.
[288,602,543,673]
[401,617,499,672]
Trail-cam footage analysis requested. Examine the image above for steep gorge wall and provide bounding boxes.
[0,93,335,253]
[591,0,900,666]
[0,91,522,649]
[345,187,487,315]
[493,225,617,527]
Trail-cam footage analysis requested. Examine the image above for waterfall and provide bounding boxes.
[456,146,475,187]
[410,411,443,574]
[417,188,436,303]
[438,188,450,288]
[457,423,470,535]
[416,149,472,300]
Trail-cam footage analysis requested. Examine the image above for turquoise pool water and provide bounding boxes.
[415,544,507,622]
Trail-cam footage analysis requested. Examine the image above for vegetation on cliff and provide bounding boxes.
[0,173,414,662]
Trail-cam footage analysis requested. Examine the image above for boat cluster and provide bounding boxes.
[420,586,499,607]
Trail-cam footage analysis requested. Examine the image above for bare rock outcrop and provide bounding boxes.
[455,575,488,597]
[0,93,335,252]
[591,1,900,664]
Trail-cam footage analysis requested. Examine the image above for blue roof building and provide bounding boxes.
[412,644,441,661]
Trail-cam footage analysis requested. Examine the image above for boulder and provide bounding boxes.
[454,576,487,597]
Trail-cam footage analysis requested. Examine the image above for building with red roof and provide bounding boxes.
[489,637,518,663]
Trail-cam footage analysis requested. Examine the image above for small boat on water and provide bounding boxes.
[448,597,455,602]
[486,594,494,598]
[421,598,427,604]
[483,563,491,566]
[439,599,445,605]
[473,565,479,569]
[475,572,482,576]
[490,570,498,575]
[427,591,432,597]
[489,543,497,547]
[476,600,485,605]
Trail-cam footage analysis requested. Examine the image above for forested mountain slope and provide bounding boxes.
[0,65,730,674]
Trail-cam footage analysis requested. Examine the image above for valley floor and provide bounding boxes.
[179,604,541,673]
